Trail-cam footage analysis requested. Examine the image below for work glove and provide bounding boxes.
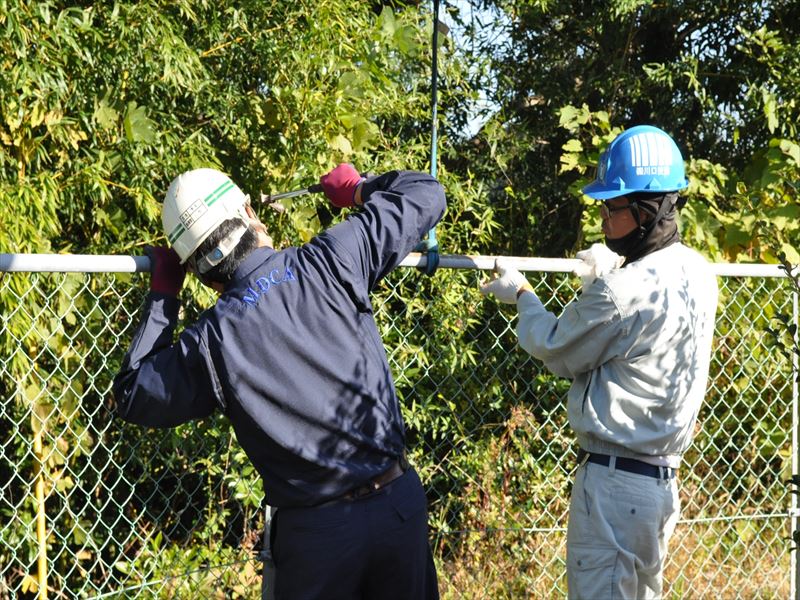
[319,163,365,208]
[145,246,186,297]
[479,258,533,304]
[573,243,623,291]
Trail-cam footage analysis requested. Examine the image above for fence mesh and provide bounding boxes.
[0,263,795,599]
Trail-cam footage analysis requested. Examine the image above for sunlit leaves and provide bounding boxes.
[93,97,119,131]
[122,102,157,144]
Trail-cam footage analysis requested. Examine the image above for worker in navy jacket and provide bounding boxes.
[113,164,445,600]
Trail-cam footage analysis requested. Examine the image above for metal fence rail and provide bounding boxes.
[0,254,795,599]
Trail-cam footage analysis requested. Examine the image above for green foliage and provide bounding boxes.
[448,0,800,263]
[0,1,498,596]
[3,0,800,596]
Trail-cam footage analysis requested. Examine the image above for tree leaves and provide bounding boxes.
[122,102,157,144]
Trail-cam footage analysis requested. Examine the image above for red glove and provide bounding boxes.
[146,246,186,296]
[319,164,365,208]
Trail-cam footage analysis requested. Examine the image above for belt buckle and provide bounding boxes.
[354,481,379,499]
[344,459,404,502]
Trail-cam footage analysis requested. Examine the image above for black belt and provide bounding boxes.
[578,450,676,480]
[341,459,407,501]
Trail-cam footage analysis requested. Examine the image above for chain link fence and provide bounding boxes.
[0,255,796,599]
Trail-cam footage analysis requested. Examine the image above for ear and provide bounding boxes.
[244,207,273,248]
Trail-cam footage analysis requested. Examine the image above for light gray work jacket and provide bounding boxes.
[517,242,719,468]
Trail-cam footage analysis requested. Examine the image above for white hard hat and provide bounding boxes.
[162,168,249,263]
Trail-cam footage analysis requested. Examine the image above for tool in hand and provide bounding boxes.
[260,183,324,204]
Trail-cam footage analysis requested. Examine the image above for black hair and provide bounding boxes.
[193,218,258,284]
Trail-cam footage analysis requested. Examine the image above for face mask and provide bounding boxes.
[605,227,645,259]
[605,199,681,264]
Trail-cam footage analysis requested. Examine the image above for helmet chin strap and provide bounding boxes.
[631,192,679,239]
[628,203,646,239]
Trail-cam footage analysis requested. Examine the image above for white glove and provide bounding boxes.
[479,258,532,304]
[573,243,623,290]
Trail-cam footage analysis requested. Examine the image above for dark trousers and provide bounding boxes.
[264,468,439,600]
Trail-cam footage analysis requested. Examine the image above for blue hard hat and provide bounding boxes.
[582,125,688,200]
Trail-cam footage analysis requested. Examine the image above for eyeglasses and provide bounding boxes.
[599,200,633,219]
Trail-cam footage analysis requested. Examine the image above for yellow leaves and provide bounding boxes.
[329,133,353,156]
[3,100,62,135]
[762,89,779,134]
[30,102,46,128]
[559,139,583,174]
[779,243,800,265]
[24,381,44,404]
[65,126,88,150]
[0,98,87,170]
[4,101,23,131]
[20,574,39,594]
[290,204,321,243]
[778,139,800,167]
[558,103,592,132]
[53,470,75,493]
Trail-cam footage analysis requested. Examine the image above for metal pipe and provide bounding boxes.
[0,252,790,277]
[0,254,149,273]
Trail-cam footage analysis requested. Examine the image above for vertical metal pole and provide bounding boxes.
[792,284,799,600]
[429,0,439,181]
[419,0,440,275]
[34,426,48,599]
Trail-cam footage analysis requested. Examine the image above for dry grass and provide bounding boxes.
[436,518,789,599]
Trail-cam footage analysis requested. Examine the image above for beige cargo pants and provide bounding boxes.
[566,458,680,599]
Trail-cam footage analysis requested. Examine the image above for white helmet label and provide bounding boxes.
[628,133,673,177]
[180,198,208,229]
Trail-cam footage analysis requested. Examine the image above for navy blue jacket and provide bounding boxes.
[113,171,446,507]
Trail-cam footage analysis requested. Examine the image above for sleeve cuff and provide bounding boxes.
[517,288,544,312]
[517,285,535,300]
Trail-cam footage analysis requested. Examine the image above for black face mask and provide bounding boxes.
[605,226,646,258]
[605,193,681,265]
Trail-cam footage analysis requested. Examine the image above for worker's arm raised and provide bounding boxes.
[316,167,446,290]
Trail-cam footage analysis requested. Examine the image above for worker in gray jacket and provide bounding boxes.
[480,125,718,599]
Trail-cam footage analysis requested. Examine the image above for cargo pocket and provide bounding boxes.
[567,545,618,600]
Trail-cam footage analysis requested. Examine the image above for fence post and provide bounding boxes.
[33,424,48,599]
[793,286,799,600]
